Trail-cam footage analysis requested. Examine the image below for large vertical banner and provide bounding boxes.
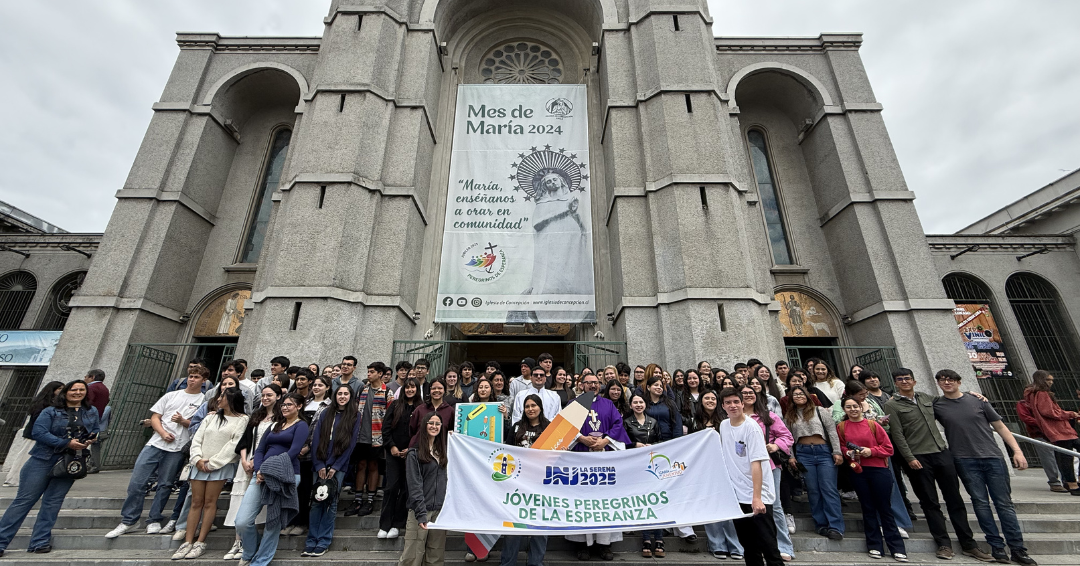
[436,85,596,324]
[953,303,1014,378]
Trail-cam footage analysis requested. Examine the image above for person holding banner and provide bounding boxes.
[718,387,784,566]
[499,395,550,566]
[400,413,448,566]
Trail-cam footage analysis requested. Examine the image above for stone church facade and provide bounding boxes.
[35,0,978,387]
[4,1,1080,465]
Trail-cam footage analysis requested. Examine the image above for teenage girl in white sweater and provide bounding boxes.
[172,388,249,560]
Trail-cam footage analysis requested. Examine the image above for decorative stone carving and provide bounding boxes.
[480,42,562,84]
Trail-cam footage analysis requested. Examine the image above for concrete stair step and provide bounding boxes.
[1,548,1078,566]
[8,528,1080,555]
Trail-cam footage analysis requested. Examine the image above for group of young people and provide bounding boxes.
[0,353,1066,566]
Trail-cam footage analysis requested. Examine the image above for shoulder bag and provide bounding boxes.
[50,408,92,480]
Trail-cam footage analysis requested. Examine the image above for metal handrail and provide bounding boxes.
[1013,433,1080,459]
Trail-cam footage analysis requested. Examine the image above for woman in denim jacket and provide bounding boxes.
[0,380,100,556]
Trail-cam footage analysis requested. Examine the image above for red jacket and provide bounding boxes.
[837,419,893,468]
[87,381,110,417]
[1023,389,1078,442]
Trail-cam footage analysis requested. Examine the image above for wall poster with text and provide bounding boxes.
[953,303,1014,378]
[436,84,596,324]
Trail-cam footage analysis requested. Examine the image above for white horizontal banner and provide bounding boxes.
[430,429,745,535]
[0,331,62,366]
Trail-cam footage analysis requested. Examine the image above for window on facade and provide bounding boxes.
[37,272,85,331]
[1006,273,1080,375]
[0,271,37,330]
[746,129,793,265]
[480,42,562,84]
[240,128,292,264]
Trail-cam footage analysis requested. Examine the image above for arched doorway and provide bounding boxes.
[775,289,842,371]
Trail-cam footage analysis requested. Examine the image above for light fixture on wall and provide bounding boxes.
[949,244,980,260]
[606,312,615,322]
[841,315,852,325]
[413,311,421,321]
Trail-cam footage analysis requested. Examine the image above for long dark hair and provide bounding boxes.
[274,393,307,431]
[390,378,422,427]
[216,388,246,425]
[782,385,817,426]
[249,384,284,432]
[469,377,496,403]
[754,365,783,399]
[740,385,773,426]
[601,380,630,416]
[695,390,722,431]
[514,394,551,445]
[416,412,448,467]
[209,377,239,413]
[644,376,679,420]
[317,385,359,461]
[31,381,64,416]
[53,380,91,409]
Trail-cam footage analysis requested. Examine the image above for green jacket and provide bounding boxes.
[883,392,947,462]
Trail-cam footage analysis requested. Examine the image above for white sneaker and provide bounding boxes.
[897,527,909,539]
[105,523,135,539]
[147,522,163,534]
[160,520,177,534]
[185,542,207,559]
[224,540,242,560]
[377,530,388,539]
[786,514,796,534]
[385,527,399,539]
[172,542,193,560]
[172,529,187,541]
[210,524,218,532]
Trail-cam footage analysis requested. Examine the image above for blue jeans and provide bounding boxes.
[499,535,547,566]
[237,474,300,566]
[770,467,794,556]
[704,520,743,554]
[171,481,189,521]
[121,445,186,526]
[0,454,75,551]
[306,471,344,550]
[887,459,912,530]
[176,490,193,530]
[794,443,844,533]
[954,457,1025,552]
[641,529,663,543]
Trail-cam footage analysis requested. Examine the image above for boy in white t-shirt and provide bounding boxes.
[719,387,783,566]
[105,366,209,539]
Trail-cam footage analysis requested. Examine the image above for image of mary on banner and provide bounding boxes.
[512,149,595,324]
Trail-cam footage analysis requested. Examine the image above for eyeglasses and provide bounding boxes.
[936,376,960,383]
[532,373,546,377]
[740,392,755,397]
[894,376,914,382]
[583,381,600,386]
[281,403,297,409]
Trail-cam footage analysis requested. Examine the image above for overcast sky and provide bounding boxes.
[1,1,1077,234]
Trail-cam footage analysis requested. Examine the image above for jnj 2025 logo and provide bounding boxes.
[543,466,617,486]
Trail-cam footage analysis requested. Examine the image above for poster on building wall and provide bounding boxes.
[953,303,1013,378]
[0,331,62,366]
[435,84,596,324]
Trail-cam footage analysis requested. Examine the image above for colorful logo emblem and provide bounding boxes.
[645,452,686,480]
[489,450,520,482]
[461,242,507,283]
